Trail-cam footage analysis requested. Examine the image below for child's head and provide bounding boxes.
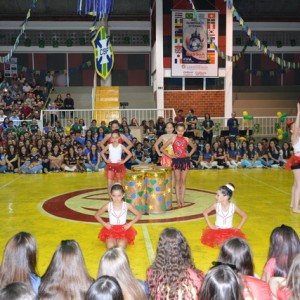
[218,238,254,276]
[0,282,35,300]
[217,183,235,201]
[286,253,300,298]
[165,122,174,134]
[110,184,125,201]
[175,123,185,135]
[268,224,300,277]
[199,265,243,300]
[86,275,124,300]
[111,131,120,143]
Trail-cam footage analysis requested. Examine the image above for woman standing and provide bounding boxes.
[202,113,215,145]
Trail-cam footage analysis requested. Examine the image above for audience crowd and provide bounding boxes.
[0,225,299,299]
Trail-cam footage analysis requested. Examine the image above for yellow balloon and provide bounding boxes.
[277,112,283,117]
[278,134,283,140]
[277,128,283,134]
[243,111,249,116]
[243,119,249,123]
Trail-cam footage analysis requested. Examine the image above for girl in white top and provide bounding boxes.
[101,131,132,194]
[201,183,248,248]
[95,183,141,249]
[286,103,300,213]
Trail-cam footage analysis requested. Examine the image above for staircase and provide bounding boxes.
[94,86,120,124]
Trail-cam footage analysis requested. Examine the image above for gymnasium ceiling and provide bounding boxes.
[0,0,299,21]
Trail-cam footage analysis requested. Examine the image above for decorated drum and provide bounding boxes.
[156,166,172,210]
[145,171,166,214]
[124,172,147,214]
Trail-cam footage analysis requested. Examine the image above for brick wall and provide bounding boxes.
[164,91,225,116]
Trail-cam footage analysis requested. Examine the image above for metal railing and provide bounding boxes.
[41,108,177,127]
[39,110,294,138]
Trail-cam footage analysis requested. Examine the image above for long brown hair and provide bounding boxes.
[0,232,38,288]
[147,227,204,299]
[98,247,147,300]
[38,240,93,300]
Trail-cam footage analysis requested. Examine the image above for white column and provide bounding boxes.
[224,2,233,118]
[155,0,164,111]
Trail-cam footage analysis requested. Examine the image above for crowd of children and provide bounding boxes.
[0,224,299,299]
[0,111,293,174]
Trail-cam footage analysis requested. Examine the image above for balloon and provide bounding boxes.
[277,112,283,117]
[282,113,288,118]
[243,111,249,116]
[278,134,283,140]
[283,132,288,138]
[279,116,285,123]
[243,119,249,123]
[277,128,283,134]
[248,115,254,120]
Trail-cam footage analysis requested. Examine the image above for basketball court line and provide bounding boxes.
[0,175,23,190]
[142,225,155,264]
[241,173,291,195]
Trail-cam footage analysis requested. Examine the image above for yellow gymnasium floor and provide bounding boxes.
[0,168,299,280]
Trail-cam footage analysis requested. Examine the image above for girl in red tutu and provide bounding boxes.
[101,130,132,193]
[201,183,248,248]
[285,103,300,213]
[95,183,141,249]
[161,123,196,206]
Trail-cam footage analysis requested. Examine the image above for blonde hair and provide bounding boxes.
[98,248,147,300]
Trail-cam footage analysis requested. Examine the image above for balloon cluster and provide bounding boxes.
[277,128,288,140]
[243,111,253,123]
[277,112,288,123]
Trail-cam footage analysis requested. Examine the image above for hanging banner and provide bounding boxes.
[172,10,219,77]
[91,26,114,80]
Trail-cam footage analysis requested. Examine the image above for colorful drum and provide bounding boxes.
[124,172,147,214]
[156,166,172,210]
[145,171,166,214]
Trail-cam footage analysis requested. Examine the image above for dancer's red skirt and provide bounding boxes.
[160,155,172,167]
[98,225,137,245]
[285,155,300,170]
[104,162,126,180]
[201,227,246,248]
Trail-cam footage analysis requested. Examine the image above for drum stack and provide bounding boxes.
[124,164,173,214]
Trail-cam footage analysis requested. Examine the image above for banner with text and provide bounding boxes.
[172,10,219,77]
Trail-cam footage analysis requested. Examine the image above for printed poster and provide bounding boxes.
[172,10,219,77]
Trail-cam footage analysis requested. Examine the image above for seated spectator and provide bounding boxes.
[123,126,133,141]
[20,146,43,174]
[214,146,229,169]
[2,91,14,117]
[45,71,53,93]
[71,117,83,135]
[9,111,20,127]
[30,119,40,135]
[13,94,23,110]
[268,139,281,167]
[32,85,43,99]
[147,228,204,299]
[129,118,139,126]
[279,142,292,167]
[5,144,18,173]
[241,143,262,169]
[43,121,52,135]
[257,142,269,168]
[217,238,272,300]
[86,276,124,300]
[155,117,165,137]
[18,145,28,173]
[40,145,50,173]
[199,265,243,300]
[132,142,149,164]
[226,141,241,168]
[89,119,98,135]
[49,144,64,172]
[98,247,148,300]
[150,144,160,165]
[20,102,33,120]
[0,109,7,123]
[64,119,72,136]
[85,144,105,172]
[262,224,300,283]
[38,240,93,300]
[0,78,9,91]
[0,146,7,173]
[140,120,149,134]
[53,120,64,136]
[0,232,40,294]
[25,92,35,107]
[0,282,35,300]
[269,253,300,300]
[61,146,78,172]
[77,146,87,172]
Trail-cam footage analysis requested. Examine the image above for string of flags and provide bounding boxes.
[0,0,38,64]
[188,0,300,69]
[223,0,300,69]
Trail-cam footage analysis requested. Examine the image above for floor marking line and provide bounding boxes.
[142,225,155,264]
[242,173,291,195]
[0,176,22,190]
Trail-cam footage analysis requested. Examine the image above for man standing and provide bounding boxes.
[227,111,239,138]
[63,93,74,118]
